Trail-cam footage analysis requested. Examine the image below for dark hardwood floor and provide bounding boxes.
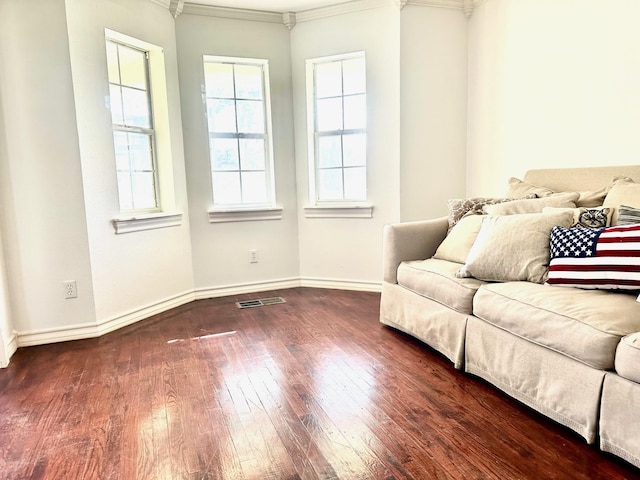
[1,287,639,479]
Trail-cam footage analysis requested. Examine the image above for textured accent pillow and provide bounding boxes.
[457,211,575,283]
[483,192,579,215]
[603,178,640,225]
[505,177,555,198]
[446,197,518,232]
[434,215,484,264]
[546,224,640,290]
[617,205,640,225]
[541,206,612,228]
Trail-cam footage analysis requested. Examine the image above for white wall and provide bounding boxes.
[291,7,401,286]
[400,5,468,221]
[65,0,194,322]
[0,0,97,336]
[467,0,640,197]
[176,14,300,292]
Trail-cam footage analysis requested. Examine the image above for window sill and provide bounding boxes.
[112,211,183,234]
[304,204,373,219]
[208,206,283,223]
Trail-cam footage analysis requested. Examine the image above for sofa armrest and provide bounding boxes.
[382,216,448,284]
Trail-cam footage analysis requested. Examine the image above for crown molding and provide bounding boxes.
[296,0,396,22]
[182,3,284,23]
[179,0,479,24]
[148,0,170,8]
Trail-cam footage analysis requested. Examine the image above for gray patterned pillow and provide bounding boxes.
[617,205,640,225]
[447,195,535,232]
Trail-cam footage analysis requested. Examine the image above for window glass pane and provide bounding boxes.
[317,97,342,131]
[315,61,342,99]
[343,94,366,130]
[343,133,366,167]
[210,138,239,171]
[207,99,237,133]
[204,62,234,99]
[106,41,120,84]
[344,166,366,200]
[117,172,133,211]
[317,135,341,168]
[109,85,124,125]
[212,172,242,205]
[235,64,263,100]
[113,131,130,171]
[241,172,268,204]
[118,44,147,90]
[239,138,265,170]
[131,172,157,210]
[122,86,150,128]
[343,58,366,95]
[236,100,264,134]
[129,133,153,171]
[318,168,344,200]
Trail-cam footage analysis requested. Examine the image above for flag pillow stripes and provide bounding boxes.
[546,224,640,290]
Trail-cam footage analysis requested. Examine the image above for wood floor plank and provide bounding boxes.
[1,288,639,479]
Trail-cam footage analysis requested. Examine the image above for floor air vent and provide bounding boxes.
[236,297,286,309]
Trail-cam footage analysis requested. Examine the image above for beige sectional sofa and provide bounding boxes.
[380,165,640,468]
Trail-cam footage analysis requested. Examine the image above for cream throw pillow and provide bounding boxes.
[483,192,579,215]
[434,215,484,264]
[541,206,612,228]
[457,211,575,284]
[505,177,555,198]
[603,178,640,225]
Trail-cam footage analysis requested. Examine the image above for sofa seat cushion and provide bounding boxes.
[615,333,640,383]
[473,282,640,369]
[397,258,486,314]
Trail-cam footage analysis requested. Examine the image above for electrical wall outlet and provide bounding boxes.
[249,249,259,263]
[63,280,77,299]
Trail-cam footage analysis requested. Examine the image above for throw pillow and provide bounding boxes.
[505,177,555,198]
[617,205,640,225]
[457,211,575,284]
[446,196,520,232]
[546,224,640,290]
[434,215,484,264]
[575,186,610,208]
[603,177,640,225]
[483,192,579,215]
[541,206,612,228]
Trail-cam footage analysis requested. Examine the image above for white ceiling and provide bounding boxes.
[189,0,345,13]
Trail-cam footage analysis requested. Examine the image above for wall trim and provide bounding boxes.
[300,277,382,292]
[180,0,470,25]
[17,291,195,347]
[0,332,17,368]
[13,280,380,351]
[182,4,284,23]
[194,278,301,299]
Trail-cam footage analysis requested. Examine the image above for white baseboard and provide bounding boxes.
[17,291,195,347]
[194,277,301,299]
[14,278,380,349]
[300,277,382,293]
[0,331,18,367]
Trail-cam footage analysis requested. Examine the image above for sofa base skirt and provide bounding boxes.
[380,281,467,369]
[600,373,640,468]
[465,316,604,444]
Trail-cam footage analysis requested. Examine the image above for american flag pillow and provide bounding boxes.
[546,224,640,290]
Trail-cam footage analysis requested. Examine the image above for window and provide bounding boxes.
[307,52,367,204]
[204,56,276,210]
[106,39,158,212]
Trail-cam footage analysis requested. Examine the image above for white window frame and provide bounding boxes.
[305,51,372,219]
[106,29,182,234]
[203,55,281,223]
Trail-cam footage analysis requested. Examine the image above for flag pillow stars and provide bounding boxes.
[546,224,640,290]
